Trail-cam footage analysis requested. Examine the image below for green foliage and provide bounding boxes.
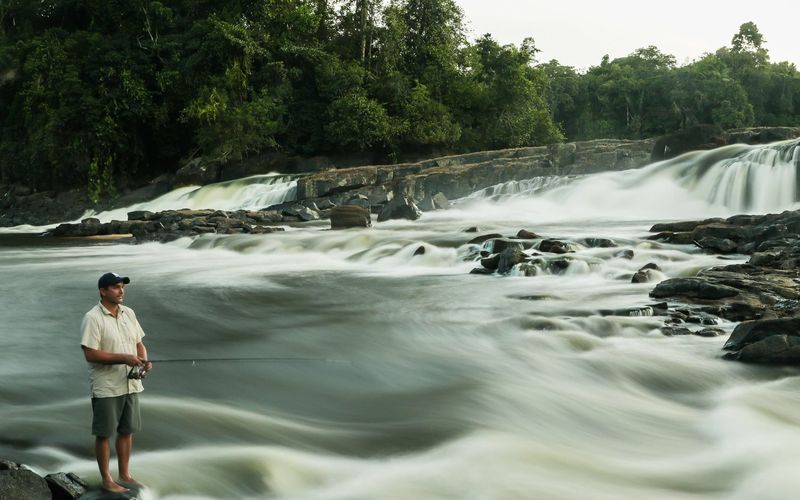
[0,6,798,198]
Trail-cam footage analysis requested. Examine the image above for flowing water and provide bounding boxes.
[2,140,800,499]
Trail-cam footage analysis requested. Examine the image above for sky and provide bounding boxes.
[455,0,799,71]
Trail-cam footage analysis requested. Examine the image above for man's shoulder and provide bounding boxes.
[83,304,103,320]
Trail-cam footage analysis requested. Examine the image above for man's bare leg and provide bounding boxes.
[116,432,139,484]
[95,436,129,493]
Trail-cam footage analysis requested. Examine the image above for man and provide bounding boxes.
[80,272,153,494]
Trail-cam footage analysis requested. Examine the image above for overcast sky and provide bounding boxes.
[455,0,799,71]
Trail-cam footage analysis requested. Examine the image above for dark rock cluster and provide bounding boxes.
[49,210,288,243]
[0,459,87,500]
[648,209,800,364]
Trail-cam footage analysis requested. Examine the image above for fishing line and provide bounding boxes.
[128,357,352,379]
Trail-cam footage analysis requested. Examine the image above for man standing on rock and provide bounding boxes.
[80,272,153,494]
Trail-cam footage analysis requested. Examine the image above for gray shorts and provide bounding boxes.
[91,394,141,437]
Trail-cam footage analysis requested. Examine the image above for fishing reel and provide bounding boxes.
[127,364,148,380]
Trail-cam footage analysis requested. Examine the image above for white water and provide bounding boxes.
[2,140,800,499]
[0,173,298,233]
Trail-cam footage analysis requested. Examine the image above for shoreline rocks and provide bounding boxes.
[647,209,800,364]
[0,459,88,500]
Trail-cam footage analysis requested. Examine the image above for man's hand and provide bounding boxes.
[124,354,143,367]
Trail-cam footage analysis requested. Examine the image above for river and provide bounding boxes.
[2,140,800,499]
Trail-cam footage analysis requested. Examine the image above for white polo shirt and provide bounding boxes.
[80,303,146,398]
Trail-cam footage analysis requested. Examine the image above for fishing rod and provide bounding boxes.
[127,356,351,379]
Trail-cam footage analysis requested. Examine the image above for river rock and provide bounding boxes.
[631,263,662,283]
[330,205,371,229]
[418,192,449,211]
[538,239,572,254]
[723,334,800,364]
[650,278,740,299]
[484,238,525,254]
[722,317,800,352]
[377,195,422,222]
[516,229,540,239]
[0,462,51,500]
[496,248,528,274]
[45,472,89,499]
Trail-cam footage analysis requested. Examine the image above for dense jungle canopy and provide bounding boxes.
[0,1,798,199]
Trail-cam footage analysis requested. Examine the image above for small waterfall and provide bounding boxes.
[458,138,800,220]
[86,173,298,223]
[656,138,800,212]
[461,175,580,201]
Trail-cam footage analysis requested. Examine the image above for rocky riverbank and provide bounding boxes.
[647,209,800,364]
[4,126,800,229]
[0,459,88,499]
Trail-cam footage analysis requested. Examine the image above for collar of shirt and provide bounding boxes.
[97,302,126,317]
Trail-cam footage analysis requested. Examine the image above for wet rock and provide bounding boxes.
[497,248,528,274]
[660,326,724,337]
[614,249,635,259]
[695,236,738,253]
[723,334,800,364]
[0,461,51,500]
[469,267,495,275]
[631,263,662,283]
[599,304,666,317]
[464,227,479,233]
[650,278,740,300]
[377,195,422,222]
[582,237,616,248]
[480,254,501,271]
[127,210,154,221]
[516,229,540,239]
[722,317,800,352]
[283,205,320,221]
[468,233,503,245]
[330,205,371,229]
[413,246,426,256]
[660,326,692,336]
[344,193,371,210]
[418,192,449,211]
[45,472,89,499]
[538,239,572,254]
[485,238,525,254]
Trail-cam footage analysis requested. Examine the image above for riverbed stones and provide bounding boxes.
[330,205,371,229]
[45,472,89,499]
[50,210,287,242]
[0,461,51,500]
[377,195,422,222]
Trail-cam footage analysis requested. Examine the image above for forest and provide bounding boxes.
[1,0,798,200]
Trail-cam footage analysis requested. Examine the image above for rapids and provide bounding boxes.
[2,139,800,499]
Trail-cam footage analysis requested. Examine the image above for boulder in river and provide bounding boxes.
[0,460,51,500]
[330,205,371,229]
[377,195,422,222]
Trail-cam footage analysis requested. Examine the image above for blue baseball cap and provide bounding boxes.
[98,272,130,289]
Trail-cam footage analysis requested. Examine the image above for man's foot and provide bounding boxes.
[118,474,141,486]
[101,479,130,493]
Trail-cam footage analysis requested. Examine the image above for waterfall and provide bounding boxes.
[83,173,298,223]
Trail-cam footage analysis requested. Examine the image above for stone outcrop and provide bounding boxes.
[296,139,655,205]
[647,209,800,364]
[0,459,87,500]
[49,210,288,243]
[330,205,371,229]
